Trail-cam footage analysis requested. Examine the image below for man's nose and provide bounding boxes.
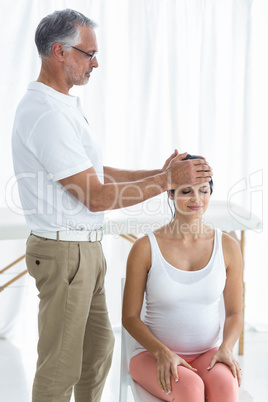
[91,57,98,68]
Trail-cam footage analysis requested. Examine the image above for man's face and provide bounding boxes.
[63,26,98,87]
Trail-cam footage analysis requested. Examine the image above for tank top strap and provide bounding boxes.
[214,227,222,248]
[213,228,225,268]
[145,231,160,267]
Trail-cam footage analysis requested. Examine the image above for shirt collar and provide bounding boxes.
[28,81,79,108]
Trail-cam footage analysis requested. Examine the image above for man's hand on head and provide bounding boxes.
[161,149,179,172]
[164,152,213,188]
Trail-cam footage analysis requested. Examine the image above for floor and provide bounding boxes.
[0,329,266,402]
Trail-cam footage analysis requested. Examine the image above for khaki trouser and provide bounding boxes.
[26,234,115,402]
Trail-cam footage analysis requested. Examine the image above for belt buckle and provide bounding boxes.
[96,228,104,242]
[89,229,103,242]
[89,231,97,242]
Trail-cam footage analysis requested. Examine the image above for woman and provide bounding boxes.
[122,155,243,402]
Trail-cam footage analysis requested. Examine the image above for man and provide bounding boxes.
[12,9,212,402]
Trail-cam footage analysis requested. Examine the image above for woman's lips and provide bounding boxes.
[187,205,202,210]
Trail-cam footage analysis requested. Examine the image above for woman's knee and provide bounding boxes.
[205,363,239,401]
[169,367,205,401]
[130,354,205,402]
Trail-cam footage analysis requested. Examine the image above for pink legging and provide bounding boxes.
[129,348,239,402]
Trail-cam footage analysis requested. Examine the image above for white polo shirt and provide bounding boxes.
[12,82,104,231]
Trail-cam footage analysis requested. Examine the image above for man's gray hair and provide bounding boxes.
[35,9,97,58]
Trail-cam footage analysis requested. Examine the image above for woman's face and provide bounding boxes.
[171,182,211,217]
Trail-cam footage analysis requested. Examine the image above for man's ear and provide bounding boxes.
[51,42,66,62]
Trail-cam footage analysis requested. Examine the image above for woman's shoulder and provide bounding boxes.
[129,234,151,256]
[221,232,241,251]
[127,234,152,271]
[221,232,242,268]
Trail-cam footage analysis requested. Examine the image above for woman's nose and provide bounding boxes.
[191,192,200,202]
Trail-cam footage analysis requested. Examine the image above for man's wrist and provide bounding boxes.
[153,171,170,192]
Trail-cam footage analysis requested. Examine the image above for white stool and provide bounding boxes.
[120,278,162,402]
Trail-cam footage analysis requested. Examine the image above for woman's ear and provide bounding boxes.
[167,190,174,199]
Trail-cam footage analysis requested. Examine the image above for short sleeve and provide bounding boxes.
[27,110,93,181]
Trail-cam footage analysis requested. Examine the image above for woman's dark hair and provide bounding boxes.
[169,154,213,196]
[167,153,213,219]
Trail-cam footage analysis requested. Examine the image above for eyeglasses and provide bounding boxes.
[71,46,98,61]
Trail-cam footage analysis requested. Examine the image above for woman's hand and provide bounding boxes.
[207,347,242,386]
[155,348,197,395]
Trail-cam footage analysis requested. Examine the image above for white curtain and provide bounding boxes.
[0,0,267,399]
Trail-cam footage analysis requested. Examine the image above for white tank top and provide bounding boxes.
[132,228,226,358]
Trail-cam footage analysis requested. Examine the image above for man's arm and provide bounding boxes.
[59,152,212,212]
[103,166,161,183]
[103,150,178,183]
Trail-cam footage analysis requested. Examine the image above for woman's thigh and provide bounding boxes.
[191,348,239,402]
[130,352,205,402]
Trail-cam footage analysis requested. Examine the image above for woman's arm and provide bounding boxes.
[122,236,196,394]
[207,233,243,386]
[122,236,165,354]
